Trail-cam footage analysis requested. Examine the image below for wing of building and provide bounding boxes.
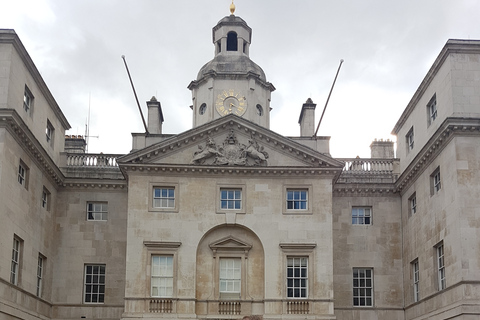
[1,7,480,320]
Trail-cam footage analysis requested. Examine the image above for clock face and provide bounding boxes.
[215,89,247,116]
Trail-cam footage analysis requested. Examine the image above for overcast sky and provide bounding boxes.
[2,0,479,157]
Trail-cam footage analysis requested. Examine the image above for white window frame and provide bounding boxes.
[280,243,316,300]
[150,183,179,212]
[409,193,417,216]
[37,254,45,297]
[153,187,175,209]
[286,257,308,299]
[283,185,313,215]
[216,184,246,214]
[352,207,372,225]
[42,187,51,210]
[406,127,414,151]
[84,264,106,303]
[436,243,446,290]
[286,190,308,211]
[18,160,29,189]
[144,241,181,299]
[23,86,33,115]
[412,259,419,302]
[46,120,54,147]
[151,255,174,298]
[353,268,373,307]
[427,94,437,126]
[87,202,108,221]
[11,237,22,285]
[431,167,441,195]
[220,189,242,210]
[219,258,241,297]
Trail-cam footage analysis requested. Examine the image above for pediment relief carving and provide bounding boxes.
[192,130,268,166]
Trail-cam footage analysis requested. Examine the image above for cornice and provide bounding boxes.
[395,117,480,194]
[0,30,70,130]
[0,109,65,187]
[120,163,341,179]
[188,69,275,92]
[392,39,480,134]
[333,183,398,197]
[61,179,127,190]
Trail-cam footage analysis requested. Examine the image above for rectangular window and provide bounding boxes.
[352,207,372,225]
[18,160,28,188]
[431,167,441,195]
[406,127,414,151]
[87,202,108,221]
[153,187,175,208]
[23,86,33,114]
[46,120,54,146]
[437,243,446,290]
[151,255,173,297]
[412,260,419,302]
[219,258,241,298]
[286,190,308,210]
[42,187,51,210]
[37,255,44,297]
[353,268,373,307]
[11,237,22,285]
[84,264,105,303]
[287,257,308,298]
[409,193,417,216]
[427,94,437,125]
[220,189,242,210]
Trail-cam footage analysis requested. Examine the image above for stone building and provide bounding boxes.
[1,5,480,320]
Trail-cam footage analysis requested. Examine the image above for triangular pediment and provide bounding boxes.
[209,236,252,253]
[117,115,343,170]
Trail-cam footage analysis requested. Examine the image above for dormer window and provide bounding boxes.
[227,32,238,51]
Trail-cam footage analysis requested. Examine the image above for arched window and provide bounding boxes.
[199,103,207,115]
[227,32,238,51]
[256,104,263,116]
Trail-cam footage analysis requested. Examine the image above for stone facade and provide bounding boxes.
[0,13,480,320]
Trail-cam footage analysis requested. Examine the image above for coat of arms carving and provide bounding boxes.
[191,131,269,166]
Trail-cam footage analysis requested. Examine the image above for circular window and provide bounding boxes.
[199,103,207,115]
[256,104,263,116]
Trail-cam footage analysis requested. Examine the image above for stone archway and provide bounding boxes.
[195,224,265,317]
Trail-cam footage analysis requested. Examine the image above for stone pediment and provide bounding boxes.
[117,115,343,170]
[209,236,252,256]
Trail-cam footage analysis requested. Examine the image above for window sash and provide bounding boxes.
[286,190,308,210]
[11,238,20,285]
[413,261,419,302]
[434,172,441,192]
[219,258,241,294]
[153,188,175,208]
[287,257,308,298]
[410,196,417,215]
[18,164,26,185]
[407,130,414,150]
[151,256,174,297]
[220,189,242,210]
[429,101,437,122]
[87,202,108,220]
[37,256,44,297]
[353,268,373,306]
[23,90,32,112]
[84,265,106,303]
[352,207,372,225]
[437,245,446,290]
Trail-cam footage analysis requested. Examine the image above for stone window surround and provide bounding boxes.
[23,85,34,115]
[18,159,29,189]
[46,119,54,147]
[279,243,316,299]
[411,258,419,303]
[351,206,372,225]
[352,267,374,307]
[42,186,51,211]
[144,241,181,298]
[406,126,414,152]
[435,241,446,291]
[216,183,246,214]
[427,93,437,126]
[408,192,417,217]
[37,254,45,297]
[86,202,108,221]
[283,185,313,215]
[11,236,23,285]
[430,167,441,196]
[149,183,179,213]
[84,264,106,304]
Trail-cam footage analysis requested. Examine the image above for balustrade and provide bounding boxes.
[66,153,122,167]
[287,300,309,314]
[149,299,173,313]
[219,301,241,315]
[338,158,397,173]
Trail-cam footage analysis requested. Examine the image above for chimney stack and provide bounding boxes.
[298,98,316,136]
[147,96,164,134]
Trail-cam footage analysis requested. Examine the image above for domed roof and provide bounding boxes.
[216,15,248,27]
[197,54,266,81]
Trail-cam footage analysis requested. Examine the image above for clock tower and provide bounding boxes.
[188,4,275,128]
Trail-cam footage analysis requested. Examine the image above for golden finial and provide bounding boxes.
[230,0,236,15]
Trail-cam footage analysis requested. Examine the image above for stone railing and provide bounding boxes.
[337,158,398,174]
[66,153,123,167]
[219,301,241,315]
[149,299,173,313]
[286,300,309,314]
